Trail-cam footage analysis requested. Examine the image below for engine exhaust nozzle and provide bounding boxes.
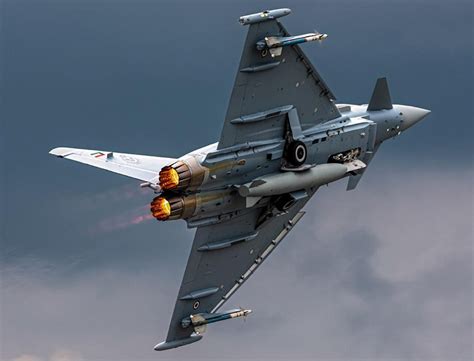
[158,159,206,192]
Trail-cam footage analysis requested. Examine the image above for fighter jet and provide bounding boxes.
[49,8,430,351]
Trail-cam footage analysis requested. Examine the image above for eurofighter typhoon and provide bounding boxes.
[49,8,430,351]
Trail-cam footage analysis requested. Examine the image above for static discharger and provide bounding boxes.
[150,196,171,220]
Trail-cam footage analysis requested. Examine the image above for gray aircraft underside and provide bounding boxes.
[49,8,430,351]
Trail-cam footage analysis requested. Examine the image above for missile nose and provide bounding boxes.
[397,105,431,131]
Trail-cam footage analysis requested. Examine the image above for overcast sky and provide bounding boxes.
[1,1,472,360]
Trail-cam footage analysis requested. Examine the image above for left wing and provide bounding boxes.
[218,10,340,149]
[49,147,175,183]
[155,194,313,351]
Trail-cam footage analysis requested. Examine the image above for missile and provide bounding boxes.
[256,32,328,57]
[181,308,252,334]
[239,161,366,198]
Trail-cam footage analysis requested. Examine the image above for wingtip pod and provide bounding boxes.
[239,8,291,25]
[154,334,203,351]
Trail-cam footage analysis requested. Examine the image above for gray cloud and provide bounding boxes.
[8,350,83,361]
[2,168,472,360]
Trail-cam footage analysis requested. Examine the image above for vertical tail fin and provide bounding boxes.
[367,77,392,111]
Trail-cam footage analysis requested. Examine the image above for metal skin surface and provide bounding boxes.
[49,7,430,351]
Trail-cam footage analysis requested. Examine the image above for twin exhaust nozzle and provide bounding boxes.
[151,160,367,221]
[151,159,207,220]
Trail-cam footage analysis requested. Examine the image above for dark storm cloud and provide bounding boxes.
[1,0,472,360]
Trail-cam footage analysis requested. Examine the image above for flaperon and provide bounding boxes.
[49,8,430,351]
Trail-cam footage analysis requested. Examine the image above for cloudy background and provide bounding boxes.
[1,0,472,360]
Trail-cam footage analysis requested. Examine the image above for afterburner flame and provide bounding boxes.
[150,196,171,220]
[159,166,180,190]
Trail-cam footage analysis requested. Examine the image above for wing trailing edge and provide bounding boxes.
[49,147,175,183]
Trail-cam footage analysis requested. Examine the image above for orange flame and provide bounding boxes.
[150,197,171,220]
[159,166,179,190]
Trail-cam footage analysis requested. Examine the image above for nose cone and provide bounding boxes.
[397,105,431,131]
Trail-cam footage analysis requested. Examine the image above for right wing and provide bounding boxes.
[49,147,175,183]
[218,12,340,149]
[155,192,314,350]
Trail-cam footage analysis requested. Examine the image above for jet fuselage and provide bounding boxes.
[152,103,429,226]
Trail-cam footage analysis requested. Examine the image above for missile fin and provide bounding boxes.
[265,36,280,47]
[269,47,283,57]
[193,324,207,334]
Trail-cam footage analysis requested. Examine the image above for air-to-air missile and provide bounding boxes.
[181,308,252,334]
[154,308,252,351]
[256,32,328,57]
